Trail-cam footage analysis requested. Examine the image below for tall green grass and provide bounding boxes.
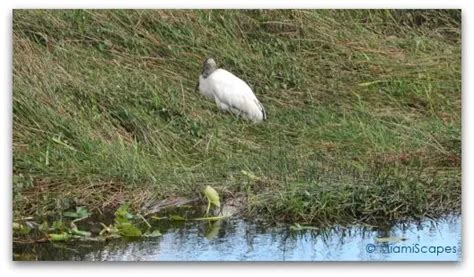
[13,10,461,224]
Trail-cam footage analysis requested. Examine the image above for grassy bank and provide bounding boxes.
[13,10,461,225]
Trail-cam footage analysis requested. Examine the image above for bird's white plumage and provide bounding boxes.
[198,68,266,122]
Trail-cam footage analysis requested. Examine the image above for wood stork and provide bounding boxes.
[196,58,266,123]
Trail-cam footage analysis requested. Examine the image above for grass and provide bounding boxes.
[13,10,461,225]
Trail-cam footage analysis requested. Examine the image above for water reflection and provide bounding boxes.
[13,215,461,261]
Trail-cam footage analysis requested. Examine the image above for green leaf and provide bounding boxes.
[71,227,91,237]
[75,207,90,218]
[144,230,162,237]
[13,223,31,235]
[49,232,71,241]
[52,220,65,231]
[114,204,134,224]
[116,222,142,237]
[203,185,220,208]
[64,207,90,218]
[63,211,78,218]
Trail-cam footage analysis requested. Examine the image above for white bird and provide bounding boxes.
[196,58,266,123]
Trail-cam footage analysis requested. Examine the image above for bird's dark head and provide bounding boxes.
[202,57,218,78]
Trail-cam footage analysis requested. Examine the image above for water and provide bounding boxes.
[13,215,461,261]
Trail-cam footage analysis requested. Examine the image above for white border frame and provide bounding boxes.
[2,1,470,276]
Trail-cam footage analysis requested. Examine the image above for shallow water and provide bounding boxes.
[14,215,461,261]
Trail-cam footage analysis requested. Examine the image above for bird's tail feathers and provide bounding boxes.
[255,99,267,121]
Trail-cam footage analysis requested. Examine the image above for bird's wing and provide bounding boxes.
[209,69,260,110]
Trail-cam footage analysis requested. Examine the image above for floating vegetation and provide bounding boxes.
[13,205,163,243]
[13,188,232,243]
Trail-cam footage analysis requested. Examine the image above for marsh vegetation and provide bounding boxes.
[13,10,461,232]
